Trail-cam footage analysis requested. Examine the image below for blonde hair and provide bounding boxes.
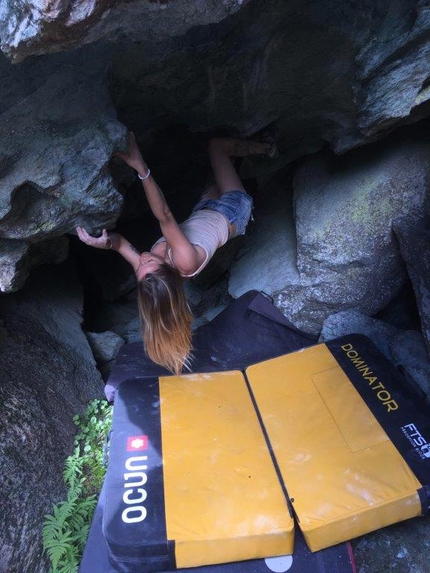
[137,263,193,375]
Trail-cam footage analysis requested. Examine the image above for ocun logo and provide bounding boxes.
[401,423,430,459]
[122,455,149,524]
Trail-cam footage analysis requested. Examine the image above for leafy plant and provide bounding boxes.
[42,399,112,573]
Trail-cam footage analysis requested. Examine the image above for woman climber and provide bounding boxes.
[76,131,275,375]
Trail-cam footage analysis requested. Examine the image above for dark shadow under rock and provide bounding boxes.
[374,278,420,330]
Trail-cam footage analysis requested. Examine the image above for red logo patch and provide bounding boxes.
[126,435,148,451]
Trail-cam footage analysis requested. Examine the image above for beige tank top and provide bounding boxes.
[151,209,230,277]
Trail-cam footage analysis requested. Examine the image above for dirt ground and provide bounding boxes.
[352,513,430,573]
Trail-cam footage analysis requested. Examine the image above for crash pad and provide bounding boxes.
[102,372,294,572]
[246,334,430,551]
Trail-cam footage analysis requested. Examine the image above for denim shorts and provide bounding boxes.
[192,190,253,236]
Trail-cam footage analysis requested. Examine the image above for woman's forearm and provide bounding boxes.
[138,171,173,224]
[116,132,173,224]
[110,233,137,255]
[109,232,141,270]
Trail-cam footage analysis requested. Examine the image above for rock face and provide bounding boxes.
[110,0,430,161]
[86,330,124,380]
[0,45,126,292]
[229,173,301,299]
[0,236,69,292]
[0,0,247,63]
[273,133,430,333]
[0,261,105,573]
[230,131,430,335]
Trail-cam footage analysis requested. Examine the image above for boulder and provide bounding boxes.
[319,310,402,360]
[0,0,247,63]
[110,0,430,167]
[391,330,430,401]
[2,1,430,297]
[356,5,430,139]
[373,280,420,330]
[0,261,104,573]
[86,330,124,380]
[0,45,127,293]
[274,135,430,333]
[0,236,69,293]
[229,173,301,299]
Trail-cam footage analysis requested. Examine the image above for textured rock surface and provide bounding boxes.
[374,281,420,330]
[86,330,124,365]
[0,45,126,292]
[394,218,430,357]
[111,0,430,161]
[0,261,104,573]
[0,0,247,63]
[0,236,69,292]
[391,330,430,400]
[86,330,124,380]
[273,133,430,333]
[229,173,302,299]
[320,310,401,359]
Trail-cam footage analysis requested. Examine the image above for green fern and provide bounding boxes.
[63,449,84,487]
[42,399,113,573]
[43,525,74,570]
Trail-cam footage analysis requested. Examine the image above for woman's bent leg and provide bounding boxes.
[208,137,268,195]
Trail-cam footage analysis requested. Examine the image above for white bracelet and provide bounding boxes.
[138,169,151,180]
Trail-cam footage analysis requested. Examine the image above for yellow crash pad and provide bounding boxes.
[246,336,427,551]
[159,370,295,567]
